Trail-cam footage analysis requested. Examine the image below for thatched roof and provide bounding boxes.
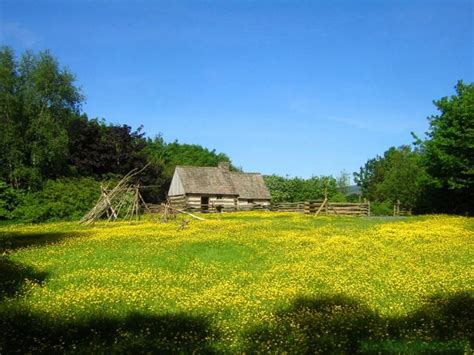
[173,165,271,200]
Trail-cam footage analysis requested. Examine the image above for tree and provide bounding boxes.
[354,146,425,211]
[263,175,338,203]
[144,137,233,178]
[0,47,83,189]
[336,170,351,196]
[0,47,23,187]
[416,81,473,214]
[376,147,425,210]
[353,150,392,202]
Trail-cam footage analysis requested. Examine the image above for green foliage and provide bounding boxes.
[0,181,22,220]
[346,193,361,203]
[354,146,425,212]
[369,200,393,216]
[144,136,233,179]
[264,175,338,203]
[416,81,474,214]
[12,178,104,223]
[67,116,151,177]
[423,81,473,190]
[1,47,234,216]
[143,136,234,200]
[376,147,426,210]
[0,47,83,189]
[355,81,473,215]
[330,191,347,202]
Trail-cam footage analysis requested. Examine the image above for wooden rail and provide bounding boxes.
[273,200,370,216]
[156,197,370,216]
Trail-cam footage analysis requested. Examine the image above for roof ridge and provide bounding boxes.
[176,165,221,170]
[177,166,261,175]
[229,171,261,175]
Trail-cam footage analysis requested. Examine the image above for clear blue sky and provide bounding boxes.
[1,0,472,179]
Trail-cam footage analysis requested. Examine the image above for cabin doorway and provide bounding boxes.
[201,196,209,211]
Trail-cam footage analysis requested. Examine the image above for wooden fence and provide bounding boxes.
[148,198,370,216]
[323,202,370,216]
[270,202,306,212]
[272,200,370,216]
[392,200,411,216]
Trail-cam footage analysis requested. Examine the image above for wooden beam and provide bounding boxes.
[315,198,328,217]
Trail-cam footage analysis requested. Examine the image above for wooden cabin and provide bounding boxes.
[168,162,271,211]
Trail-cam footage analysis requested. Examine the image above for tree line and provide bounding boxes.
[0,47,232,221]
[1,47,472,220]
[354,81,473,215]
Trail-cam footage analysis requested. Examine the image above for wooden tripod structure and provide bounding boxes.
[80,166,153,225]
[80,165,204,225]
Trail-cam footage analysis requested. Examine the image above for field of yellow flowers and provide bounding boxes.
[0,213,473,353]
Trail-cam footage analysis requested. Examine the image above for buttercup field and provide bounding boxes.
[1,0,472,353]
[1,213,472,352]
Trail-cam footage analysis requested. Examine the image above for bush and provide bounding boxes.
[0,181,23,220]
[264,175,338,203]
[370,200,393,216]
[330,192,347,202]
[12,178,106,223]
[346,193,361,203]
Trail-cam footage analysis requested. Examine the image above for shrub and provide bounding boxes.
[346,193,361,203]
[330,192,347,202]
[0,181,23,220]
[370,200,393,216]
[264,175,338,203]
[12,178,107,223]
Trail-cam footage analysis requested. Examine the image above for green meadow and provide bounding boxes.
[1,213,472,353]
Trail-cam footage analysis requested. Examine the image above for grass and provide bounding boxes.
[0,212,472,353]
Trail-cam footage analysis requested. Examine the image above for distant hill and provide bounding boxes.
[336,185,361,195]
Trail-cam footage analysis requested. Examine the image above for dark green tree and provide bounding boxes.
[144,136,233,178]
[353,151,391,202]
[416,81,473,214]
[354,146,425,211]
[376,147,425,210]
[0,47,23,187]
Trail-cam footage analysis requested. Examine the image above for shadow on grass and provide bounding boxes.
[0,230,85,253]
[0,258,48,301]
[243,293,473,353]
[1,231,86,302]
[0,309,219,353]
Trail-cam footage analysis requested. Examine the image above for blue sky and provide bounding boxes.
[1,0,472,179]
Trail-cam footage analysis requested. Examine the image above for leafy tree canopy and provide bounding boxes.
[264,175,338,203]
[354,146,425,210]
[413,81,474,214]
[0,47,83,189]
[144,135,233,179]
[421,81,473,191]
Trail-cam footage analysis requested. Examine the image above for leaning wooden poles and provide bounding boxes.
[80,165,149,225]
[80,165,205,225]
